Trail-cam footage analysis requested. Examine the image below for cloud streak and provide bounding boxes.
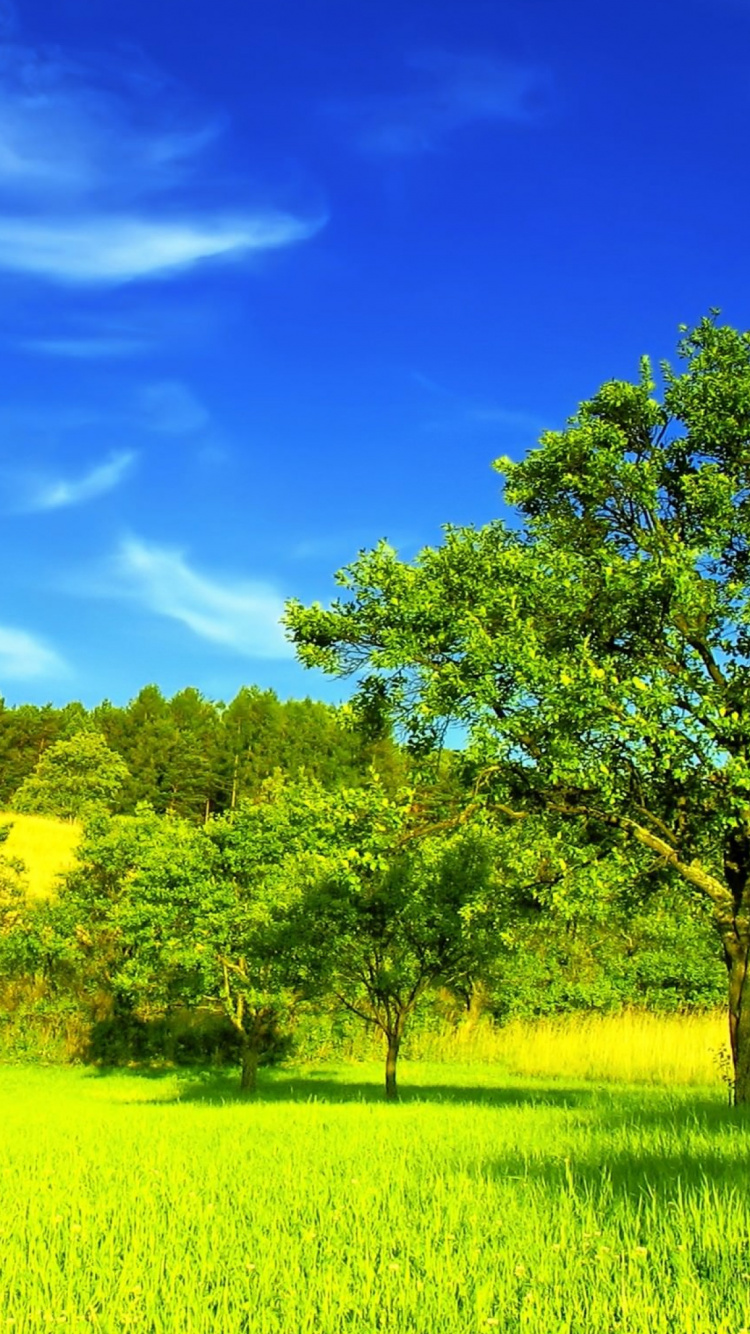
[336,50,551,155]
[0,211,322,285]
[411,370,547,438]
[0,41,221,203]
[18,451,135,512]
[114,537,291,658]
[0,625,67,678]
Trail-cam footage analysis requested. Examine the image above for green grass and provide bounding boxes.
[0,811,80,898]
[1,1061,749,1333]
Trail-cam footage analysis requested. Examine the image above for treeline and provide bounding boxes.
[0,685,402,819]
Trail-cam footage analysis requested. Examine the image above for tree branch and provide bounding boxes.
[550,798,733,917]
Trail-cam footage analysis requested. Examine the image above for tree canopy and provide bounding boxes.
[14,732,130,821]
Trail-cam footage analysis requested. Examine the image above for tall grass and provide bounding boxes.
[410,1008,730,1087]
[0,1063,748,1333]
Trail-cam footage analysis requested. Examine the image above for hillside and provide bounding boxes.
[0,813,81,899]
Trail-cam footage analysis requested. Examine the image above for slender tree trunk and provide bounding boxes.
[385,1030,400,1102]
[725,931,750,1104]
[240,1041,259,1094]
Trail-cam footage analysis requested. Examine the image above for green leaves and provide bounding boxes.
[13,733,130,822]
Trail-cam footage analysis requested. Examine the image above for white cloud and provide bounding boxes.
[114,537,291,658]
[20,451,135,512]
[0,212,322,285]
[0,625,66,678]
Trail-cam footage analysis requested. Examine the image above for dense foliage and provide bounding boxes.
[0,685,402,819]
[0,766,725,1094]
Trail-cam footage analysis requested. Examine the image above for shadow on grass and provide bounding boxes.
[184,1072,597,1109]
[468,1090,750,1201]
[88,1060,607,1108]
[86,1061,732,1119]
[479,1131,750,1200]
[84,1064,750,1199]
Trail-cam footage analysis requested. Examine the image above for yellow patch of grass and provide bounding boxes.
[411,1008,730,1086]
[0,811,81,899]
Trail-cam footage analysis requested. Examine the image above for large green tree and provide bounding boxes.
[13,732,130,821]
[285,315,750,1104]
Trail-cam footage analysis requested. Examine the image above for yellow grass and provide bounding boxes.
[411,1008,730,1086]
[0,811,81,898]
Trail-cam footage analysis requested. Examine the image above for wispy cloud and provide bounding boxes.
[0,625,67,678]
[335,50,551,155]
[0,37,325,284]
[17,451,135,512]
[0,212,321,285]
[113,537,291,658]
[420,406,547,439]
[0,40,222,203]
[289,527,416,561]
[465,406,548,431]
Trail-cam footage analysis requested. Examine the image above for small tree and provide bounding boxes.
[260,779,519,1100]
[312,829,507,1098]
[14,733,130,821]
[63,801,308,1091]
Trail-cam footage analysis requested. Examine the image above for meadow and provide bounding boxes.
[0,812,80,899]
[1,1013,749,1334]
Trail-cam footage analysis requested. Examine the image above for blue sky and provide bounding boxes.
[0,0,747,707]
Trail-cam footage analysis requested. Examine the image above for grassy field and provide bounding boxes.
[1,1043,749,1334]
[0,811,80,898]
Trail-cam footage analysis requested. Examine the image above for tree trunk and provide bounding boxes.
[727,936,750,1105]
[240,1042,259,1094]
[385,1031,400,1102]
